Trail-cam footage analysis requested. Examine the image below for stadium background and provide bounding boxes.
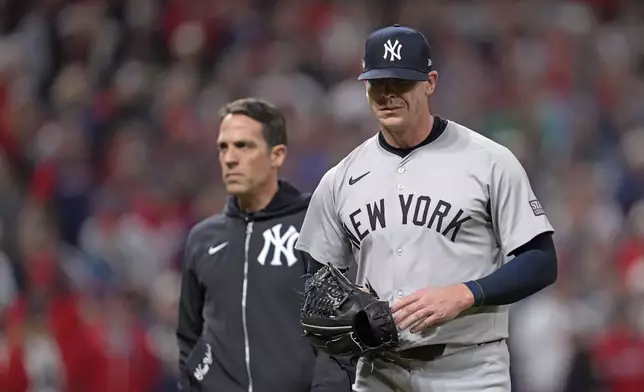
[0,0,643,391]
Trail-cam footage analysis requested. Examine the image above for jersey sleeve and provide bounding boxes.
[295,166,354,269]
[489,148,554,256]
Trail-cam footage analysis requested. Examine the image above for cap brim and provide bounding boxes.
[357,68,428,81]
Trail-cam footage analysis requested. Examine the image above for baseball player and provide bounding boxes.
[295,25,559,391]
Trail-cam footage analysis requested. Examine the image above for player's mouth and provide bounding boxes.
[225,173,243,180]
[379,106,403,113]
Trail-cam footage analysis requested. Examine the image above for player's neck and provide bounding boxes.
[381,113,434,149]
[236,178,279,213]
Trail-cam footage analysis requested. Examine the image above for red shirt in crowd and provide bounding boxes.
[592,325,644,392]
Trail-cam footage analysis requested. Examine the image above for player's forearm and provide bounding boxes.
[464,233,558,306]
[305,255,325,275]
[304,253,352,277]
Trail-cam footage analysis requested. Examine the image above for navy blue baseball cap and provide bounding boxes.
[358,25,433,81]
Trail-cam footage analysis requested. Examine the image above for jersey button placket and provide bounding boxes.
[394,247,404,301]
[394,165,405,296]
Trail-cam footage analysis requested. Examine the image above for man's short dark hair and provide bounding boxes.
[218,98,287,148]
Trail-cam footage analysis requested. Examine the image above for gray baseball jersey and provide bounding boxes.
[295,118,554,350]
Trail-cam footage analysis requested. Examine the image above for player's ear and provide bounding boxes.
[427,71,438,95]
[270,144,287,168]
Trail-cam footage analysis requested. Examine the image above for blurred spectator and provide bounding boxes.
[588,294,644,392]
[0,250,17,314]
[0,204,105,392]
[90,292,162,392]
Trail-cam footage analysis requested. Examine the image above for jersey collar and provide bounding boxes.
[378,115,448,158]
[224,179,311,221]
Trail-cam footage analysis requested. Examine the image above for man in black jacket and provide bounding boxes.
[176,98,353,392]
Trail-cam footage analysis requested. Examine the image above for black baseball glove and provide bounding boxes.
[300,263,399,361]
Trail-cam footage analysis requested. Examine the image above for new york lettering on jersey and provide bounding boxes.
[342,193,473,249]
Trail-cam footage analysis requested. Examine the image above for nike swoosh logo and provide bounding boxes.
[208,242,228,255]
[348,171,370,185]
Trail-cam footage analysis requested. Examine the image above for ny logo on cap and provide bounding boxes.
[383,39,402,61]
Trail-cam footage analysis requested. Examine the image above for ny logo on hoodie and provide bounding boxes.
[257,224,300,267]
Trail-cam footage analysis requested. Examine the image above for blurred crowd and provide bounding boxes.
[0,0,643,391]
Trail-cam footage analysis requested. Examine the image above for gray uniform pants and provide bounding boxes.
[352,340,510,392]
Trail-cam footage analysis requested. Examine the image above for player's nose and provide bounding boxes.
[222,149,239,167]
[374,91,396,104]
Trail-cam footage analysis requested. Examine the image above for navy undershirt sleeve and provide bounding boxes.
[464,232,557,306]
[303,253,355,281]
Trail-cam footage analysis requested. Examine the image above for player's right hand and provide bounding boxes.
[391,283,475,333]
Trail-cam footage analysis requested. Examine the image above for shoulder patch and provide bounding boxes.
[529,200,545,216]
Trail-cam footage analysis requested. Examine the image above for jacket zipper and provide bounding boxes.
[242,220,254,392]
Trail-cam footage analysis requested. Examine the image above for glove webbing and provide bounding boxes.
[301,268,348,318]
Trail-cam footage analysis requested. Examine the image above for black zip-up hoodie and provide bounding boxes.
[177,180,353,392]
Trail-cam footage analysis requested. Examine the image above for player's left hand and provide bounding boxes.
[391,284,475,334]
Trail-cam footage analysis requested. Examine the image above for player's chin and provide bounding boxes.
[223,181,249,195]
[378,115,406,130]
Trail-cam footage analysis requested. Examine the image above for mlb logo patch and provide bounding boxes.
[529,200,545,216]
